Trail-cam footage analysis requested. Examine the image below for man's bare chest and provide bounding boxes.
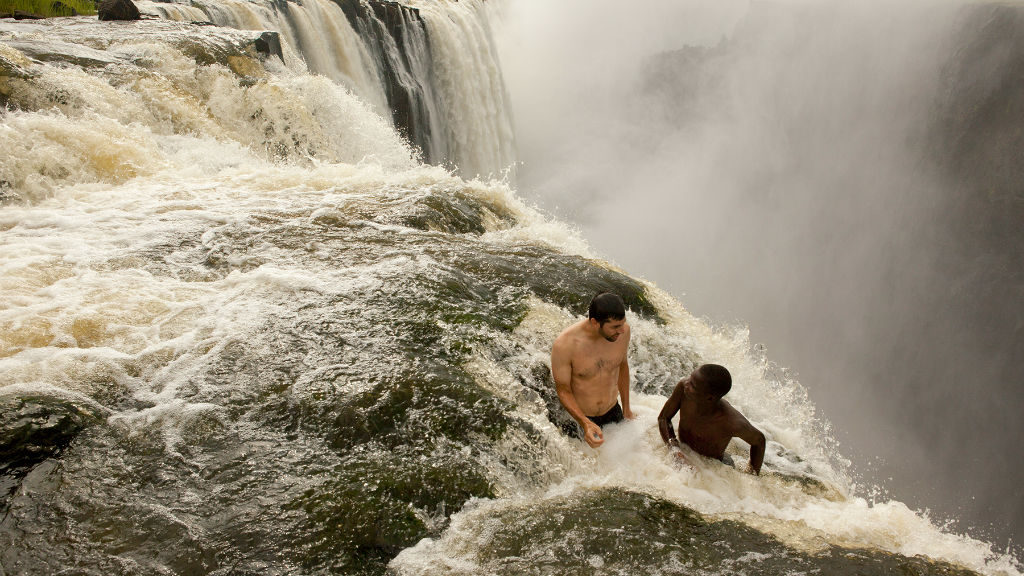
[571,348,624,380]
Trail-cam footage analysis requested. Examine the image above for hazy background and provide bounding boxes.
[493,0,1023,551]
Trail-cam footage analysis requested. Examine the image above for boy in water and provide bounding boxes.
[658,364,766,474]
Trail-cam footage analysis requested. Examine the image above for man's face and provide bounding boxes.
[598,318,627,342]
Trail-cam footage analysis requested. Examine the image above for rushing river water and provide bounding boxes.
[0,3,1021,575]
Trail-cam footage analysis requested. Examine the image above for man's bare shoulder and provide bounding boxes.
[553,319,586,343]
[552,319,587,355]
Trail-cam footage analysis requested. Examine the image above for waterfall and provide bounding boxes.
[414,0,517,179]
[139,0,514,178]
[1,4,1021,576]
[332,0,448,166]
[140,0,392,119]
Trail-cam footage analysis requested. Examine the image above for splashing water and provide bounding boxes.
[0,5,1020,576]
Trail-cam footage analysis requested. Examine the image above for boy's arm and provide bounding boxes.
[733,412,766,475]
[657,381,685,448]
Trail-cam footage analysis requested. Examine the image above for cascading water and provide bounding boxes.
[0,3,1020,576]
[140,0,514,178]
[142,0,392,118]
[409,0,516,179]
[333,0,447,165]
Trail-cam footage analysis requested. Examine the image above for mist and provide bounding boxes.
[492,0,1024,551]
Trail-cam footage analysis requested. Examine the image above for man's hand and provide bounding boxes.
[623,406,636,420]
[582,421,604,448]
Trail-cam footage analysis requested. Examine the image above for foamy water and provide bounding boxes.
[1,6,1021,576]
[392,297,1022,575]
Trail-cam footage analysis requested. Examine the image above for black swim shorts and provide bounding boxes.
[561,403,625,439]
[587,403,624,427]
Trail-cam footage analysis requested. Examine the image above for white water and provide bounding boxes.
[140,0,393,116]
[410,0,516,178]
[0,5,1020,576]
[393,293,1022,575]
[137,0,515,177]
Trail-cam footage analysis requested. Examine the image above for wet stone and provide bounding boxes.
[0,389,106,477]
[253,30,282,61]
[468,488,983,576]
[97,0,140,21]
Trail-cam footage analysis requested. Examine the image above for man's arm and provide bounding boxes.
[551,339,604,448]
[617,351,634,420]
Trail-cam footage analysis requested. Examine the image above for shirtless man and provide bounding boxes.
[658,364,766,474]
[550,292,635,448]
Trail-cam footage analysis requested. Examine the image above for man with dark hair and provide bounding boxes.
[658,364,766,474]
[588,291,625,323]
[551,292,635,448]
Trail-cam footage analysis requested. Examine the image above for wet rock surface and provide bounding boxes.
[97,0,140,21]
[0,386,107,509]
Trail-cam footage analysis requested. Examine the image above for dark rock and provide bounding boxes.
[97,0,140,21]
[51,1,79,16]
[253,30,282,61]
[0,387,107,476]
[0,48,35,80]
[470,488,984,576]
[13,10,46,19]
